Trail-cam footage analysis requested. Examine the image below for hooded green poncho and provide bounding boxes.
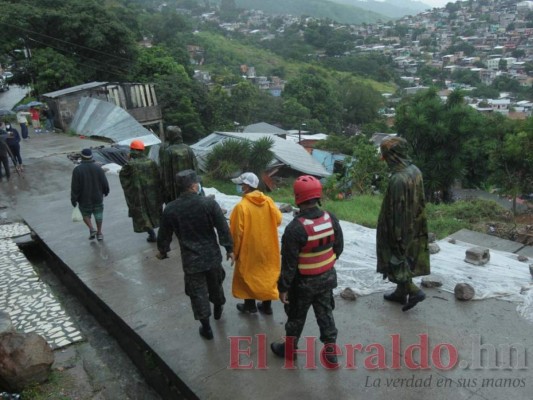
[376,137,430,283]
[119,150,163,232]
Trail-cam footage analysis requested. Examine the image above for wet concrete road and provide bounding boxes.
[2,133,533,400]
[0,84,29,110]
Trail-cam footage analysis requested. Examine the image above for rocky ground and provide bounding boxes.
[7,243,162,400]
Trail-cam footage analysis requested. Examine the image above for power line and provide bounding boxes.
[0,21,137,64]
[26,37,132,78]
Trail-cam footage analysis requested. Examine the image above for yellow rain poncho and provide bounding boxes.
[230,190,282,300]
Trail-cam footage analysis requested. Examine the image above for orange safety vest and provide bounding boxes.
[297,212,336,275]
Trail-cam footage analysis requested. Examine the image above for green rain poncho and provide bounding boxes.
[159,126,198,204]
[119,150,163,232]
[376,137,430,283]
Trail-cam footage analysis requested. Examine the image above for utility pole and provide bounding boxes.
[298,123,306,144]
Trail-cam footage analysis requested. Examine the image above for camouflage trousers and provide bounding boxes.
[184,265,226,320]
[284,287,337,345]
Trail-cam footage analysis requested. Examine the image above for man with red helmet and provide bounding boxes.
[271,175,344,366]
[119,140,163,242]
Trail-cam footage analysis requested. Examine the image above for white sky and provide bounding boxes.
[421,0,454,8]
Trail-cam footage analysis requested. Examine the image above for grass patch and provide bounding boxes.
[204,177,514,239]
[20,370,74,400]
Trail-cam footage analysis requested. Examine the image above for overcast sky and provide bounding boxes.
[420,0,453,8]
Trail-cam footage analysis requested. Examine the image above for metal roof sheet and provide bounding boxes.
[69,97,161,146]
[42,81,108,98]
[191,131,330,177]
[243,122,288,136]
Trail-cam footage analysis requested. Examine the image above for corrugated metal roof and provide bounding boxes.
[69,97,161,146]
[243,122,288,136]
[42,81,108,98]
[191,131,330,177]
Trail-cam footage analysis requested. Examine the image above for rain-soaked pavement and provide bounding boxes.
[1,132,533,400]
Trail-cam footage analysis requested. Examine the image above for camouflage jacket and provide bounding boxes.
[119,155,163,232]
[376,162,430,281]
[157,192,233,274]
[159,143,198,204]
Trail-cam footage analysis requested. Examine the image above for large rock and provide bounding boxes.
[428,232,437,243]
[340,287,357,301]
[530,264,533,277]
[278,203,294,213]
[0,311,14,334]
[421,275,444,288]
[464,247,490,266]
[454,283,475,301]
[0,332,54,392]
[428,243,441,254]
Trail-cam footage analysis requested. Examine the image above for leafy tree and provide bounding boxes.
[229,81,260,126]
[0,0,139,87]
[204,85,234,131]
[339,79,384,126]
[283,68,342,133]
[461,113,511,188]
[471,84,500,99]
[489,121,533,215]
[280,98,311,130]
[492,75,521,93]
[313,133,358,155]
[29,48,82,94]
[205,137,274,180]
[344,136,388,195]
[451,69,480,86]
[395,89,476,202]
[498,58,508,71]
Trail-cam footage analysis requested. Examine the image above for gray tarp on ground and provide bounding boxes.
[190,131,330,177]
[69,97,161,147]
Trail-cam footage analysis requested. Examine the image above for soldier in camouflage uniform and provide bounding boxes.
[376,136,430,312]
[159,126,199,204]
[119,140,163,242]
[156,170,235,340]
[271,176,344,366]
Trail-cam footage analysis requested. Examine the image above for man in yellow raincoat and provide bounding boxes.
[230,172,282,314]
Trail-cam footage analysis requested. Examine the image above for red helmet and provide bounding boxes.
[293,175,322,205]
[130,140,145,151]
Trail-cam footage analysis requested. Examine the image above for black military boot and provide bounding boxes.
[146,228,156,243]
[199,319,213,340]
[236,299,257,314]
[257,301,273,315]
[402,290,426,312]
[214,304,223,320]
[321,343,339,368]
[270,342,297,360]
[383,291,407,305]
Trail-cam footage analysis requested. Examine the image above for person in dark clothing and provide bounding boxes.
[271,175,344,367]
[0,128,10,182]
[5,123,23,169]
[42,106,55,132]
[71,148,110,241]
[157,170,235,340]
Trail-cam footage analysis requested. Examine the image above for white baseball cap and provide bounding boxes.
[231,172,259,188]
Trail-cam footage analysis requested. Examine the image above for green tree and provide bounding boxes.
[0,0,139,87]
[344,136,388,194]
[339,79,384,126]
[395,89,476,202]
[283,68,342,133]
[280,98,311,130]
[27,48,82,94]
[489,123,533,215]
[205,137,274,180]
